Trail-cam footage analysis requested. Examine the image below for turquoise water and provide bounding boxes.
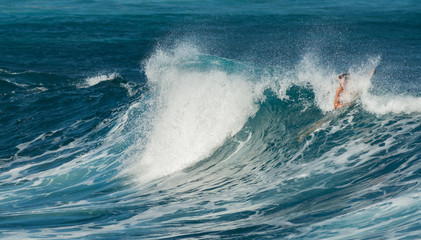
[1,1,421,239]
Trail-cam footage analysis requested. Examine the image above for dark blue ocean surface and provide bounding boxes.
[1,0,421,239]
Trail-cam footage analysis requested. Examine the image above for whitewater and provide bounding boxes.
[1,0,421,239]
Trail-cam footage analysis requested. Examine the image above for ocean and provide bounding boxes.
[1,0,421,239]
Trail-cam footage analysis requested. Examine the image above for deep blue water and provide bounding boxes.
[1,0,421,239]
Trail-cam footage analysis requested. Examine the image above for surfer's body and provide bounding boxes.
[334,69,376,109]
[334,85,344,109]
[334,73,349,109]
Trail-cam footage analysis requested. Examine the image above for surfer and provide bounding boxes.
[334,68,376,109]
[299,73,349,141]
[334,73,350,109]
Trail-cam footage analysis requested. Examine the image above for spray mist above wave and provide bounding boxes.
[294,54,421,114]
[126,44,421,182]
[129,44,265,182]
[340,57,421,115]
[292,53,379,112]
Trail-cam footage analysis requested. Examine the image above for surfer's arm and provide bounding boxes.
[334,86,343,109]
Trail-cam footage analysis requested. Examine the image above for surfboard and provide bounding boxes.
[368,68,376,79]
[297,112,334,142]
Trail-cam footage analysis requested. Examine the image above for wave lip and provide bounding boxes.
[130,45,263,182]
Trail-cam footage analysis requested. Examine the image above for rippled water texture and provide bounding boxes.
[1,1,421,239]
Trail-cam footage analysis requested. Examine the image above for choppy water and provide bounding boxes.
[1,1,421,239]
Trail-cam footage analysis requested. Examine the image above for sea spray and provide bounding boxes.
[131,45,263,181]
[2,1,421,239]
[127,46,420,182]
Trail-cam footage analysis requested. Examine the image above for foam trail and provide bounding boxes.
[349,59,421,114]
[361,94,421,114]
[131,44,262,182]
[335,57,421,115]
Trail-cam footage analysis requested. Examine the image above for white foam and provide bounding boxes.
[296,54,421,114]
[361,93,421,115]
[2,78,29,88]
[343,57,421,114]
[80,72,119,88]
[0,68,27,75]
[120,82,137,97]
[129,44,262,182]
[295,53,339,112]
[28,86,48,92]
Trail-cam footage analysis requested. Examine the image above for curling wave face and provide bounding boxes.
[113,44,421,238]
[1,40,421,240]
[126,45,265,181]
[1,0,421,238]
